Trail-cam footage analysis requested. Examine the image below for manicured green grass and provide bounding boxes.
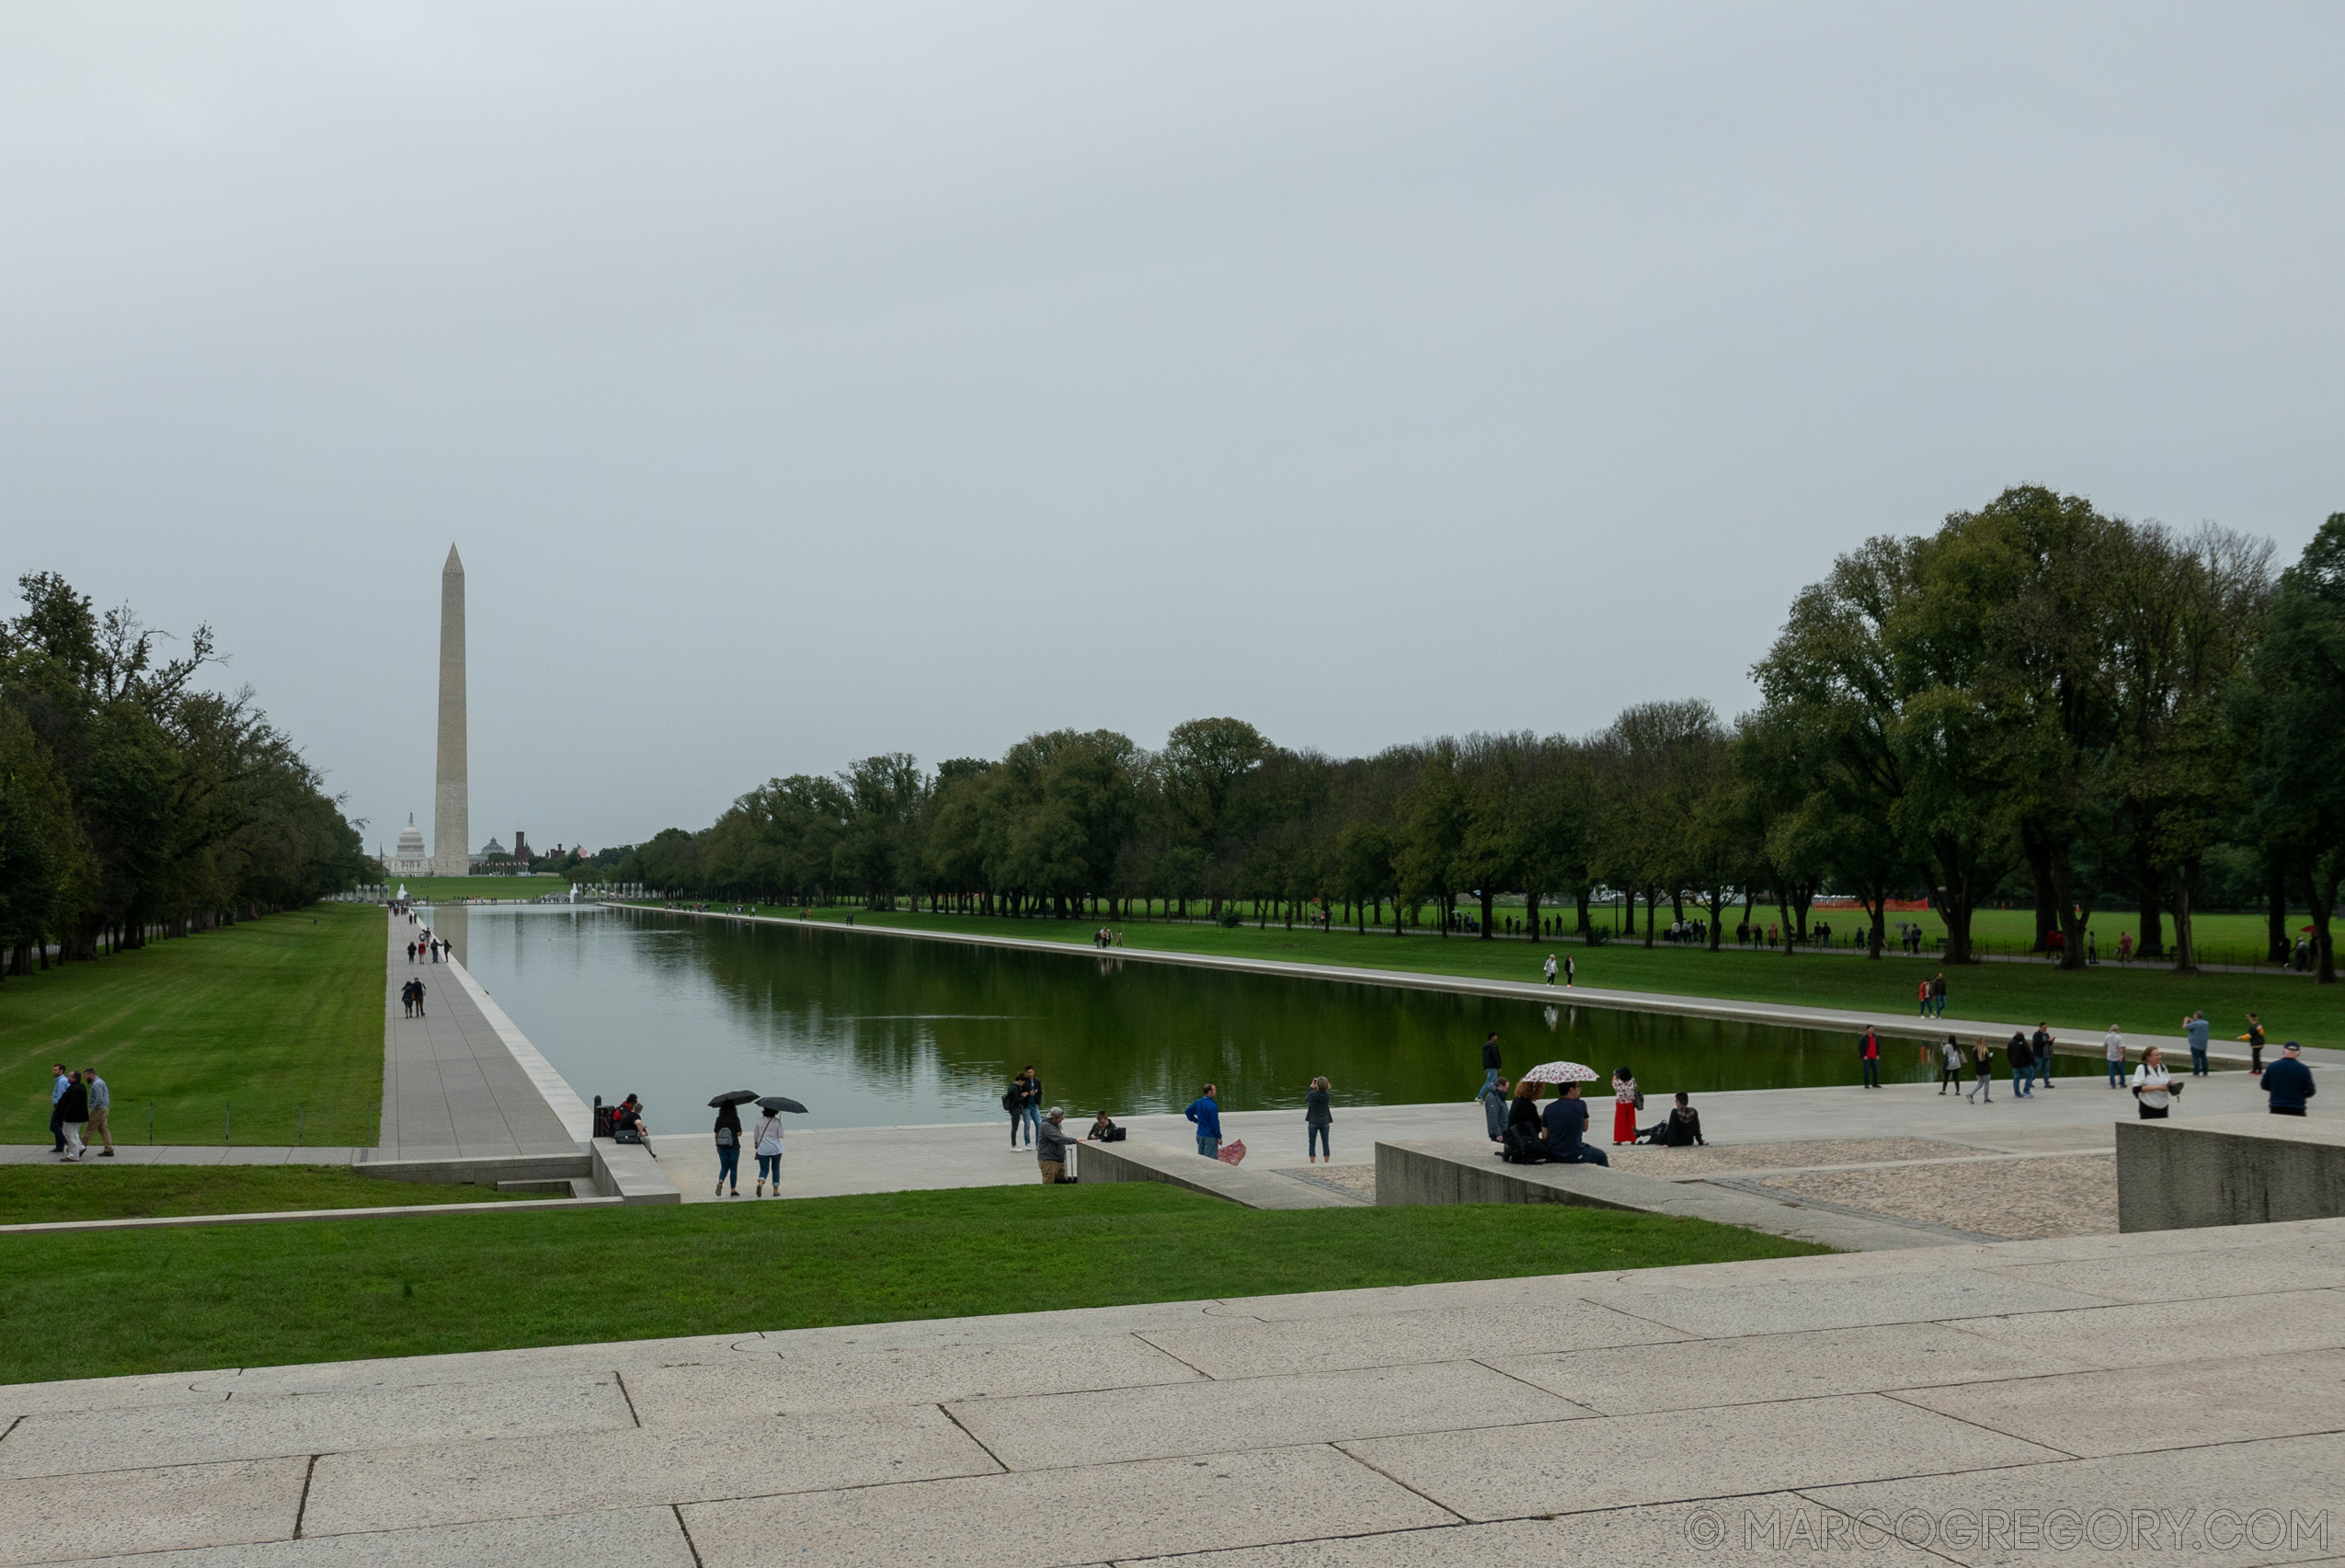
[693,902,2338,1050]
[397,876,569,901]
[0,905,383,1148]
[0,1166,536,1225]
[0,1184,1823,1382]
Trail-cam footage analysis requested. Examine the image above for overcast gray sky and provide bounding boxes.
[4,4,2340,856]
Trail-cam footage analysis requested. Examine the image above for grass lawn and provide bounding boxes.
[0,1184,1823,1383]
[399,876,569,901]
[0,1166,537,1225]
[686,902,2340,1051]
[0,904,383,1148]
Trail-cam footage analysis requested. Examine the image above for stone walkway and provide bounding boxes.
[3,1217,2339,1565]
[376,912,584,1163]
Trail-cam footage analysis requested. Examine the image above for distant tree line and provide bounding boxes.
[608,488,2345,982]
[0,573,372,977]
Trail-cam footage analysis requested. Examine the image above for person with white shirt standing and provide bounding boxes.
[751,1108,784,1196]
[2130,1045,2180,1119]
[2102,1026,2125,1089]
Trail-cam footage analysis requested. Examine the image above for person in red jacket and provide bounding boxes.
[1859,1027,1882,1088]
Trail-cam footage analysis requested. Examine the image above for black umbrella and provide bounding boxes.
[757,1095,809,1115]
[708,1089,760,1107]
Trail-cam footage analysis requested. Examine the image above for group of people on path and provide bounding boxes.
[49,1063,113,1161]
[405,935,446,964]
[399,977,429,1017]
[708,1101,788,1196]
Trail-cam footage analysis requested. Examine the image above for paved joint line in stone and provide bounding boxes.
[671,1502,706,1568]
[292,1453,319,1539]
[0,1413,19,1448]
[935,1402,1011,1472]
[1327,1441,1472,1524]
[614,1369,644,1428]
[1469,1356,1607,1412]
[1128,1332,1220,1381]
[1107,1520,1480,1565]
[1785,1489,1973,1565]
[1872,1387,2091,1461]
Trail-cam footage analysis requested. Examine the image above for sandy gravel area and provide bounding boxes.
[1751,1153,2118,1240]
[1606,1137,1973,1175]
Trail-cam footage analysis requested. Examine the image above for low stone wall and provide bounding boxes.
[353,1151,591,1187]
[1372,1138,1955,1251]
[2115,1113,2345,1231]
[591,1138,682,1205]
[1075,1139,1354,1209]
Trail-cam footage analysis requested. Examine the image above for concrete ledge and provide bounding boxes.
[0,1196,622,1237]
[1077,1139,1356,1209]
[592,1139,682,1205]
[2116,1112,2345,1231]
[1372,1138,1955,1252]
[352,1152,591,1187]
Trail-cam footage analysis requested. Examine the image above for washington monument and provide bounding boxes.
[433,545,468,876]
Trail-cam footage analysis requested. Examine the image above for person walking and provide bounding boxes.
[1967,1037,1995,1103]
[1611,1068,1639,1144]
[2103,1025,2126,1088]
[751,1107,784,1196]
[1478,1032,1502,1105]
[1932,973,1948,1018]
[2246,1013,2267,1075]
[2130,1046,2178,1119]
[82,1067,113,1157]
[2030,1024,2057,1091]
[712,1102,743,1196]
[1916,979,1930,1018]
[1859,1027,1882,1089]
[1542,953,1559,986]
[2261,1042,2315,1116]
[2008,1031,2034,1098]
[2184,1012,2212,1077]
[1035,1106,1078,1184]
[411,979,426,1017]
[55,1070,89,1161]
[1477,1074,1511,1142]
[1185,1083,1222,1159]
[49,1063,68,1153]
[1305,1076,1333,1163]
[1939,1035,1964,1093]
[1563,955,1575,986]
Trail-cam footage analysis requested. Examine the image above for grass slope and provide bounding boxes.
[700,903,2334,1050]
[0,1166,535,1224]
[0,1184,1821,1383]
[0,904,383,1148]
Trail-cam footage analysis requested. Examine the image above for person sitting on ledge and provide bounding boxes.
[1541,1080,1610,1166]
[1502,1080,1547,1163]
[1086,1109,1123,1141]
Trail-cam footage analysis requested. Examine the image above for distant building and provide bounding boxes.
[383,816,431,879]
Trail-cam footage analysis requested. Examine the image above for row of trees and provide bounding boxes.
[610,487,2345,981]
[0,573,372,976]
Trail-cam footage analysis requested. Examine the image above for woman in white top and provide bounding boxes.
[751,1111,785,1196]
[2128,1045,2179,1119]
[2103,1026,2125,1089]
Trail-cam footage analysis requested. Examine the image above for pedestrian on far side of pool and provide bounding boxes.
[1542,953,1558,985]
[1185,1083,1222,1159]
[82,1066,113,1157]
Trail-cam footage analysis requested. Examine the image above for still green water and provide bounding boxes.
[447,906,2090,1130]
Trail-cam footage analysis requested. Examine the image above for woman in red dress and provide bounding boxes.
[1612,1068,1640,1145]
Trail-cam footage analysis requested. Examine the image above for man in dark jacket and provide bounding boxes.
[2262,1042,2316,1116]
[1479,1033,1502,1102]
[1540,1082,1609,1167]
[2008,1032,2034,1098]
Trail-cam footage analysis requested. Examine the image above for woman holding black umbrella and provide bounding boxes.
[752,1105,785,1196]
[712,1101,744,1196]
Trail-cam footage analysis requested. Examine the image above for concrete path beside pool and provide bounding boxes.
[650,1067,2281,1204]
[3,1216,2339,1566]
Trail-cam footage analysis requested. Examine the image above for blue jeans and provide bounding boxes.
[2190,1047,2208,1076]
[1861,1059,1879,1087]
[1024,1103,1041,1139]
[1196,1137,1220,1158]
[1481,1094,1505,1139]
[2013,1068,2030,1096]
[2107,1060,2124,1086]
[717,1146,739,1186]
[756,1153,780,1182]
[1308,1124,1330,1158]
[1553,1145,1609,1166]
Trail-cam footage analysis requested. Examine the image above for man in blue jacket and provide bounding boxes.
[1185,1083,1222,1158]
[2262,1042,2316,1116]
[1540,1081,1609,1167]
